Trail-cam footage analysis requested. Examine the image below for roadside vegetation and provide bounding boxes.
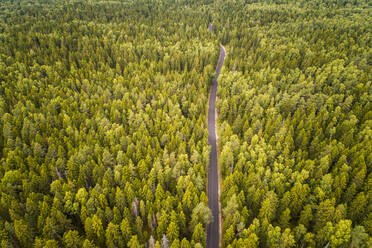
[0,1,217,247]
[215,1,371,247]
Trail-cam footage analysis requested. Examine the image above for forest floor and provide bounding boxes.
[206,44,226,248]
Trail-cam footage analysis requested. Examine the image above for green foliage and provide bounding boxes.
[0,0,370,247]
[216,0,371,247]
[0,0,217,246]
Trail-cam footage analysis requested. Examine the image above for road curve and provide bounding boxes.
[207,44,225,248]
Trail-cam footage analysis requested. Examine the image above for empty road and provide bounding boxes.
[206,44,226,248]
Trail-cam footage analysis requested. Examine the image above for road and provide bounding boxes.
[208,23,213,33]
[206,44,225,248]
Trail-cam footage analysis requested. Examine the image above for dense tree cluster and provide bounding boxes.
[215,1,371,247]
[0,0,218,247]
[1,0,371,247]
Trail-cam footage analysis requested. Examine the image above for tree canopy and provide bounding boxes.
[0,0,371,247]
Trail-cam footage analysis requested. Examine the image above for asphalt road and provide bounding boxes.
[206,44,226,248]
[208,23,213,33]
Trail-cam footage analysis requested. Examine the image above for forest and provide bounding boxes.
[0,0,219,247]
[0,0,371,248]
